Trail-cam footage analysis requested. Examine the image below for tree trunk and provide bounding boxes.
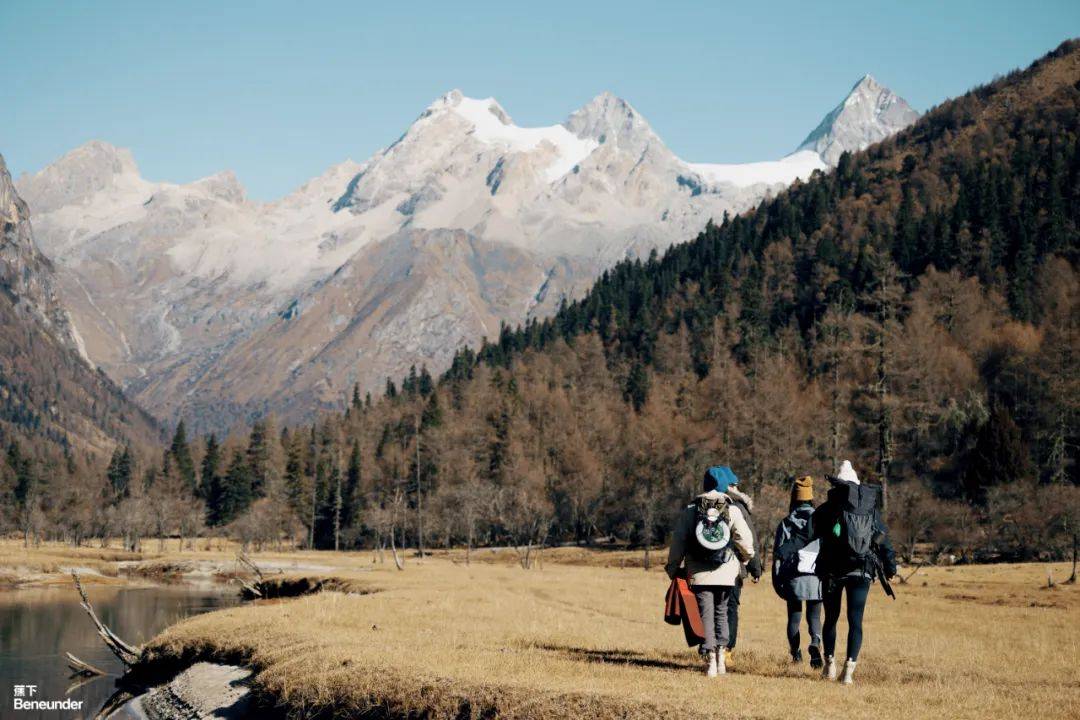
[415,415,424,563]
[1068,534,1078,584]
[333,470,342,552]
[390,526,405,570]
[309,474,317,550]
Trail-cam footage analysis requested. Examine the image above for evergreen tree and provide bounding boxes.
[247,420,270,497]
[200,434,222,504]
[216,449,254,525]
[169,420,197,495]
[418,365,434,397]
[106,445,133,499]
[624,362,650,412]
[343,439,362,532]
[965,403,1031,503]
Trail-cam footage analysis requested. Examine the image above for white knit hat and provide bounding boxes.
[837,460,860,485]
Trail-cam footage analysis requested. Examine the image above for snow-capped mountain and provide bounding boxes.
[15,77,918,433]
[797,75,920,166]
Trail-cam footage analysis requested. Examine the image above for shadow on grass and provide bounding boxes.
[532,643,698,671]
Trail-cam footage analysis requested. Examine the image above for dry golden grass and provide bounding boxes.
[138,557,1080,720]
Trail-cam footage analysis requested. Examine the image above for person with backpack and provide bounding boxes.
[665,466,756,677]
[721,474,761,668]
[771,475,823,668]
[812,460,897,685]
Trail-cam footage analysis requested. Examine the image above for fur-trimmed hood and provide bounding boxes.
[726,486,754,513]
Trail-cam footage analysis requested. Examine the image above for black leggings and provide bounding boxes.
[822,576,871,661]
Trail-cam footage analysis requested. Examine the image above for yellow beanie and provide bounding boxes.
[794,475,814,502]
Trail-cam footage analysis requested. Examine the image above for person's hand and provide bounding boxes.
[747,556,762,582]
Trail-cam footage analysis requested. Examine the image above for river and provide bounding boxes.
[0,582,238,719]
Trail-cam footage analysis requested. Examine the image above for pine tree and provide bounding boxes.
[247,420,270,497]
[965,403,1030,503]
[418,365,434,397]
[106,445,133,499]
[170,421,197,495]
[200,434,222,509]
[343,439,362,533]
[624,362,650,412]
[216,449,254,525]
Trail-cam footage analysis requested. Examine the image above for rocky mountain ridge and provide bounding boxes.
[15,77,919,433]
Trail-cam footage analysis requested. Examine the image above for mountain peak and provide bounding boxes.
[192,169,246,204]
[423,90,514,127]
[563,91,657,153]
[797,75,919,166]
[16,140,142,214]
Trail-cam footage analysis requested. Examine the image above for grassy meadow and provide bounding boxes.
[130,553,1079,720]
[4,541,1077,718]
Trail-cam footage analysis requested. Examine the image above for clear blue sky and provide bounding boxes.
[3,1,1078,200]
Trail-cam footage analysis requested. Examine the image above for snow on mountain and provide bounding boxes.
[687,149,827,188]
[798,74,920,166]
[16,77,918,433]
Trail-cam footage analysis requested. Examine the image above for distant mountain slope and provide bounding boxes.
[16,77,918,433]
[0,154,159,458]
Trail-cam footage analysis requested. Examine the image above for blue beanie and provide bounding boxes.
[703,466,738,493]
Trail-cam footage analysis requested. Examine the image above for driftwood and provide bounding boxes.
[66,651,107,676]
[235,551,282,599]
[93,688,136,720]
[71,572,141,667]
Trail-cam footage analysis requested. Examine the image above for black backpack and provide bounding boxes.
[819,481,880,577]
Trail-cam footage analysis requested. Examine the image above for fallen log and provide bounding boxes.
[71,572,141,667]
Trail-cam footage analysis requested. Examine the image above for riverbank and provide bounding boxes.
[133,559,1080,720]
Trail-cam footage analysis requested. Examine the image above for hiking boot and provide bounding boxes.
[706,650,718,678]
[724,648,733,669]
[716,648,726,675]
[840,659,857,685]
[808,646,823,670]
[791,648,803,664]
[822,655,837,680]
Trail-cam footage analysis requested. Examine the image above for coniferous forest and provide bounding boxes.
[3,41,1078,563]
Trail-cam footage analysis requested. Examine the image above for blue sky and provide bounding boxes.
[3,1,1078,200]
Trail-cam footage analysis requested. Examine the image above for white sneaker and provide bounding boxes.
[716,647,726,675]
[706,649,718,678]
[840,659,857,685]
[822,655,837,680]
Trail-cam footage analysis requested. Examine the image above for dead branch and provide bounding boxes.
[237,551,267,582]
[94,688,136,720]
[66,652,107,676]
[898,562,925,584]
[65,673,102,696]
[238,578,263,599]
[71,572,140,667]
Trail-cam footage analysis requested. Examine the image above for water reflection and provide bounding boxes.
[0,583,238,719]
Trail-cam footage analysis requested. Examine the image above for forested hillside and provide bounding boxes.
[0,154,161,543]
[7,42,1078,562]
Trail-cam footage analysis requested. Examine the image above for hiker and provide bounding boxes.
[812,460,897,685]
[721,471,761,668]
[665,466,756,677]
[771,475,823,668]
